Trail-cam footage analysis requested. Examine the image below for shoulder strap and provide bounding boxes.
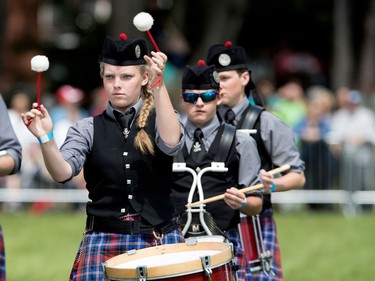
[239,105,264,129]
[213,124,236,163]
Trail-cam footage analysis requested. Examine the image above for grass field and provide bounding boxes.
[0,209,374,281]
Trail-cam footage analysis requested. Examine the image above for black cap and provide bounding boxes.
[206,41,248,72]
[182,60,220,90]
[102,33,147,66]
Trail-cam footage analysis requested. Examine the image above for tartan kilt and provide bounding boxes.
[252,211,283,281]
[226,228,253,281]
[0,225,5,281]
[69,229,185,281]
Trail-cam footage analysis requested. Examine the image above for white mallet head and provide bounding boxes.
[31,55,49,72]
[133,12,154,32]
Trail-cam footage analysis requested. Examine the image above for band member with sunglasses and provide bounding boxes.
[0,94,22,281]
[22,33,185,280]
[207,41,305,280]
[171,60,264,281]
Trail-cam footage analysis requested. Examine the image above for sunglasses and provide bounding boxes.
[182,91,218,104]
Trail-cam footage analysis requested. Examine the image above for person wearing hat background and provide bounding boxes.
[171,60,263,281]
[206,41,305,280]
[22,33,185,280]
[0,94,22,281]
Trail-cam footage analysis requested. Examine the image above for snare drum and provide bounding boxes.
[238,215,273,275]
[103,241,237,281]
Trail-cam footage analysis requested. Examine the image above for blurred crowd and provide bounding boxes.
[258,80,375,211]
[1,78,375,213]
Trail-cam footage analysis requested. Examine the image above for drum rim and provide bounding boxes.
[104,241,233,279]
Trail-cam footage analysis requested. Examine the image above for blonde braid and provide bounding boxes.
[134,88,155,155]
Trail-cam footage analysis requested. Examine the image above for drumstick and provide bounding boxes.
[186,164,291,207]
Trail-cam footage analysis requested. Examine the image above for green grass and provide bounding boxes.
[0,210,374,281]
[277,212,375,281]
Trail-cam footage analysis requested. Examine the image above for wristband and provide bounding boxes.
[37,131,54,144]
[239,197,247,210]
[271,182,276,193]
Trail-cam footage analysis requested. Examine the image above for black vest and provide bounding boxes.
[172,124,240,230]
[238,104,273,210]
[84,111,176,225]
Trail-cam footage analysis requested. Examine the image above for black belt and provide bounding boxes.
[86,215,181,235]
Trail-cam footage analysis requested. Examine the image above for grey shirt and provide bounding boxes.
[60,99,185,178]
[0,95,22,174]
[219,98,305,173]
[184,116,261,187]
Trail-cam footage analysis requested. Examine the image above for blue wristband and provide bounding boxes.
[271,182,276,193]
[37,131,54,144]
[239,197,247,210]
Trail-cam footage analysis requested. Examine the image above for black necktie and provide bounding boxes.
[191,128,206,163]
[115,108,135,138]
[225,109,236,125]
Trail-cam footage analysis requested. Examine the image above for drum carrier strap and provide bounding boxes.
[177,124,236,239]
[214,123,236,162]
[239,105,272,171]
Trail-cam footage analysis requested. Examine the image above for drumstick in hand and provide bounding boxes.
[186,164,291,208]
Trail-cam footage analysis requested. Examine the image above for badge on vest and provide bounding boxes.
[192,142,202,152]
[123,128,130,139]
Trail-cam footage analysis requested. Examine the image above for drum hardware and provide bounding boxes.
[201,255,213,280]
[239,215,275,276]
[136,266,147,281]
[187,165,291,208]
[152,231,164,246]
[172,162,228,238]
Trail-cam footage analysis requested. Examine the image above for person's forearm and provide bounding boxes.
[241,197,263,216]
[153,84,181,146]
[273,172,306,192]
[0,154,15,176]
[39,139,73,182]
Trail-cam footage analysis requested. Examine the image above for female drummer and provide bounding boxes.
[22,33,185,280]
[171,60,263,281]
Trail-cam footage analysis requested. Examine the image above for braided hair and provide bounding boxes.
[134,64,155,155]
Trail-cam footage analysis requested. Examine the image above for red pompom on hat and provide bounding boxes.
[119,33,127,41]
[224,41,232,48]
[197,60,206,66]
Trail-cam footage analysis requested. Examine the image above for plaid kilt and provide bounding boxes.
[226,228,253,281]
[69,229,184,281]
[252,210,283,281]
[0,225,5,281]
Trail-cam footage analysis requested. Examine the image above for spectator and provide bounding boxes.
[5,84,39,211]
[294,86,336,210]
[273,80,307,128]
[328,89,375,213]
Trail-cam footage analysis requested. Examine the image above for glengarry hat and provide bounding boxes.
[102,33,147,66]
[206,41,248,72]
[182,60,220,90]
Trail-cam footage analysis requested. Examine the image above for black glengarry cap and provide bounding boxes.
[102,33,147,66]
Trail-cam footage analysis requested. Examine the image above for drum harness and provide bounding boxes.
[173,124,239,278]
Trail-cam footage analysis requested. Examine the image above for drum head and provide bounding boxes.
[104,241,233,280]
